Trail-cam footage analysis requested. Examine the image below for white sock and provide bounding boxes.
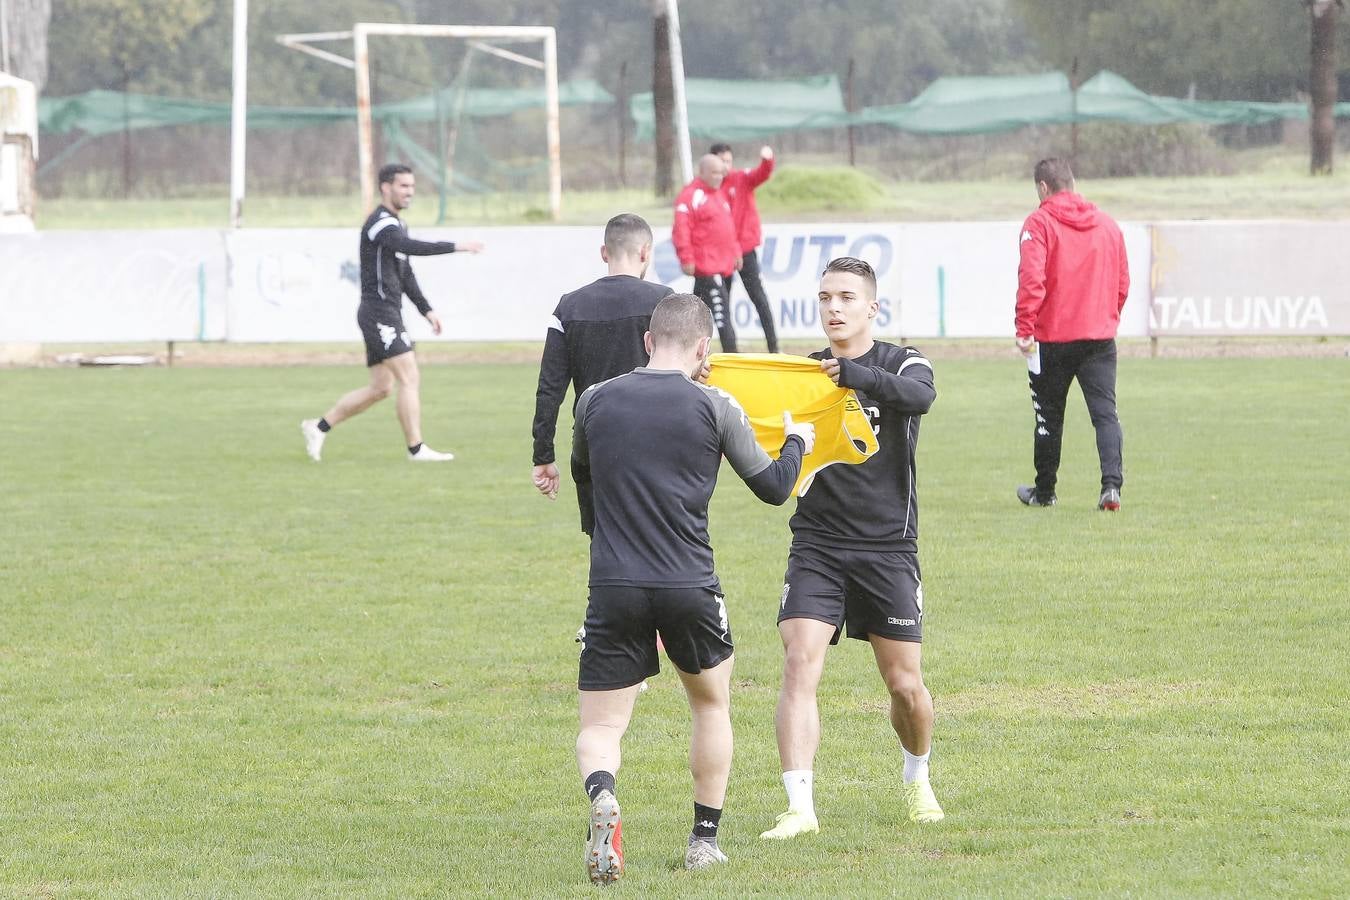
[783,769,814,814]
[903,748,930,784]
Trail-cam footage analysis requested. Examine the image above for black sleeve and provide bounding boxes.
[570,388,595,536]
[837,354,936,415]
[532,313,570,465]
[372,225,457,256]
[401,259,432,316]
[741,435,805,505]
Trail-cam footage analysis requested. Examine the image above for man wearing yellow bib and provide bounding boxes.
[760,257,945,839]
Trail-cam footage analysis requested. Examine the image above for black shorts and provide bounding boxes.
[578,583,733,691]
[779,542,925,644]
[357,304,414,367]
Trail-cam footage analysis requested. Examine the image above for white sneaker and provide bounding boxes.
[300,419,325,461]
[684,838,728,870]
[586,790,623,885]
[409,445,454,462]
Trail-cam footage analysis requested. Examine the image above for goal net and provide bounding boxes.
[278,24,562,222]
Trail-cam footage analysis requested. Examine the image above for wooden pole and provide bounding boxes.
[1309,0,1340,175]
[652,6,675,196]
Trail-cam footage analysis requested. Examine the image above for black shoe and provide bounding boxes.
[1098,488,1121,511]
[1017,485,1056,507]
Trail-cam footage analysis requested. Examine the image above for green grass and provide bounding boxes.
[2,356,1348,897]
[36,156,1350,229]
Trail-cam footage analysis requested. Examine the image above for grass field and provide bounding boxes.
[2,355,1348,897]
[35,156,1350,230]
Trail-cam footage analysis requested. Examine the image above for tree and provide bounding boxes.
[1308,0,1342,174]
[2,0,51,90]
[651,0,674,197]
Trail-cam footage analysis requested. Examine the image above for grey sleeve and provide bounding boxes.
[713,391,773,479]
[713,390,803,506]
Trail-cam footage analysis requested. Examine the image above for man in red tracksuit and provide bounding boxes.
[1014,157,1129,511]
[674,154,740,352]
[713,143,779,353]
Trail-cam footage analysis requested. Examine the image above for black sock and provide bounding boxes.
[692,802,722,842]
[408,442,423,455]
[584,770,616,802]
[317,418,331,433]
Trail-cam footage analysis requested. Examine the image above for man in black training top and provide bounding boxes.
[571,294,816,884]
[530,213,672,504]
[301,163,484,462]
[760,257,946,841]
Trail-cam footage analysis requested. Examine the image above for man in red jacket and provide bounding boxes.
[674,154,740,352]
[1014,157,1128,511]
[713,143,779,353]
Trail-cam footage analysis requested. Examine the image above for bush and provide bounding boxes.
[1071,123,1232,178]
[756,165,887,212]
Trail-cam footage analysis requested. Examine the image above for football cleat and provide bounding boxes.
[409,445,455,462]
[1098,488,1121,511]
[759,808,819,840]
[300,419,325,462]
[1016,485,1056,507]
[586,790,623,886]
[684,838,728,870]
[902,779,945,824]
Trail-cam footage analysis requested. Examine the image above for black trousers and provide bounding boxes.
[693,273,738,353]
[1028,338,1123,497]
[729,249,779,353]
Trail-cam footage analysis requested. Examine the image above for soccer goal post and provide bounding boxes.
[278,23,562,220]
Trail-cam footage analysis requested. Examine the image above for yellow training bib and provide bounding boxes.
[707,353,878,496]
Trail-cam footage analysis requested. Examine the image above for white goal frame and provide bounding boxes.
[277,23,562,220]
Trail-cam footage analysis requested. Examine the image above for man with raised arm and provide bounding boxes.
[301,163,484,462]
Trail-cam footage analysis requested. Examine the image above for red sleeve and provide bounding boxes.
[672,187,694,265]
[745,155,775,190]
[1015,215,1048,339]
[1116,227,1130,312]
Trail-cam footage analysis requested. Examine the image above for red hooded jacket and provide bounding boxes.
[1015,191,1129,342]
[721,155,775,253]
[673,177,739,277]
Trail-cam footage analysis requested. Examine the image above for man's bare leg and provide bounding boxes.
[762,617,835,838]
[870,635,943,823]
[577,684,641,885]
[676,654,734,867]
[383,352,423,447]
[323,362,395,427]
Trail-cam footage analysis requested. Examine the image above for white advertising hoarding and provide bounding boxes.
[0,230,227,341]
[3,220,1346,344]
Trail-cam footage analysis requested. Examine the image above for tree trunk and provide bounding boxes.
[2,0,52,91]
[1309,0,1339,175]
[652,5,675,197]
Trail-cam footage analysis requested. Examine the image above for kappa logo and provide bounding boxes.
[378,323,397,349]
[888,617,917,626]
[1021,229,1034,243]
[780,583,791,609]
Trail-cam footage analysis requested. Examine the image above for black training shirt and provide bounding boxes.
[531,274,673,466]
[360,205,457,315]
[790,341,935,552]
[572,368,804,588]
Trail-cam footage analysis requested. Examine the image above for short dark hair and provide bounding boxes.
[603,213,653,257]
[709,143,732,156]
[822,256,877,297]
[378,163,413,185]
[650,294,713,350]
[1034,157,1074,193]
